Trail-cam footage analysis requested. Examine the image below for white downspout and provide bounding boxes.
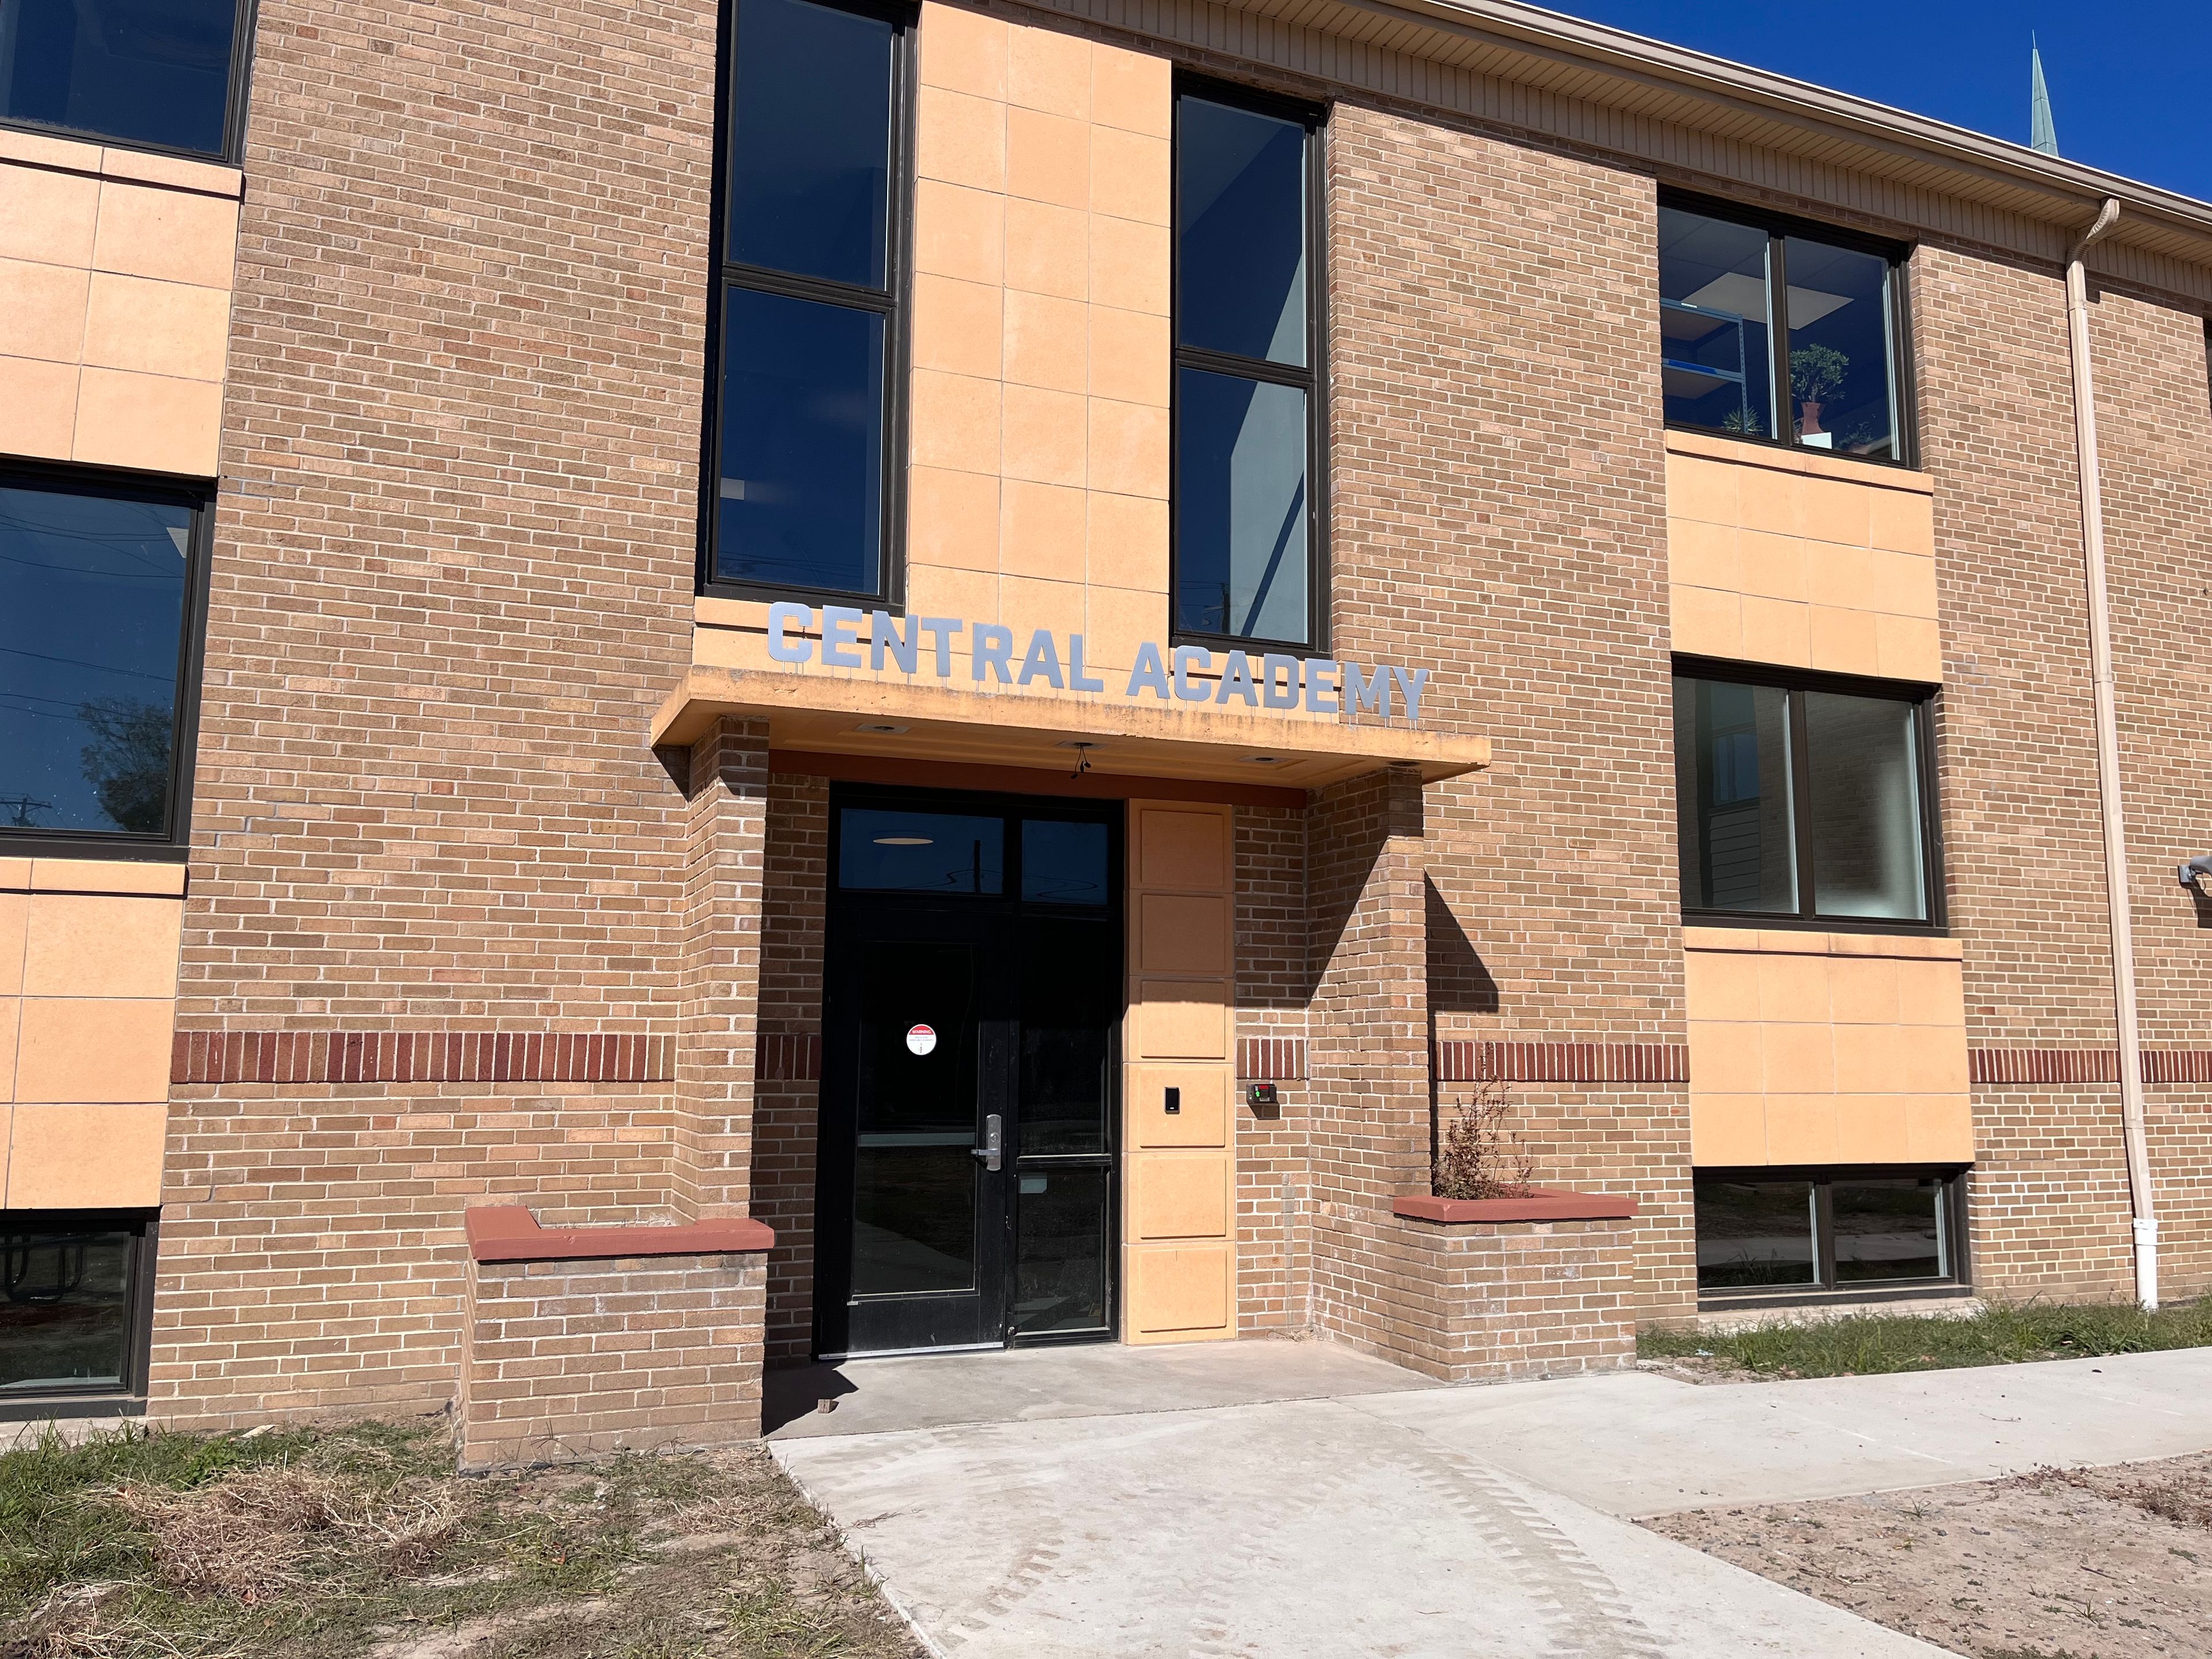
[2063,196,2158,1309]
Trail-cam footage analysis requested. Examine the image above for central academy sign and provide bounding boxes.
[763,602,1433,726]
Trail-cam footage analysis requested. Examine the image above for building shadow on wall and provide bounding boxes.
[1426,875,1499,1017]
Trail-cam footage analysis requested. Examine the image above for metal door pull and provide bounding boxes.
[972,1112,1003,1172]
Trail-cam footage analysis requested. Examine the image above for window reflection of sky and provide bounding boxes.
[0,486,188,836]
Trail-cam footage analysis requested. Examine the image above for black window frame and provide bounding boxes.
[1693,1167,1969,1306]
[0,1209,159,1419]
[698,0,917,611]
[0,0,259,166]
[1169,73,1330,657]
[1657,188,1920,471]
[1674,656,1945,935]
[0,460,213,864]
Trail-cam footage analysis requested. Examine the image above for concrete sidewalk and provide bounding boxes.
[770,1341,2212,1658]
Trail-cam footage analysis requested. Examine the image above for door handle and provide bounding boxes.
[972,1113,1003,1172]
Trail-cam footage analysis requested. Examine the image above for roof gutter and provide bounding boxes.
[2061,196,2158,1308]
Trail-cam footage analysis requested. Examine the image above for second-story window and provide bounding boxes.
[707,0,909,603]
[0,467,209,859]
[0,0,253,161]
[1673,665,1939,927]
[1657,195,1911,464]
[1172,81,1322,651]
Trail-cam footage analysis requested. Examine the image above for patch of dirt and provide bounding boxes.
[1634,1356,1768,1386]
[2,1430,923,1659]
[1644,1451,2212,1658]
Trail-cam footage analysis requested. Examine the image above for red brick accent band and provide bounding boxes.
[2145,1051,2212,1086]
[1433,1041,1690,1085]
[1971,1048,2212,1087]
[1237,1036,1306,1080]
[464,1205,774,1263]
[1395,1189,1640,1224]
[756,1032,823,1083]
[172,1031,675,1086]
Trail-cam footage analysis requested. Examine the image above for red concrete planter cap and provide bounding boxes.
[464,1205,775,1263]
[1394,1188,1638,1224]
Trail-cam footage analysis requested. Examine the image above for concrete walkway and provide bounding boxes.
[769,1340,2212,1658]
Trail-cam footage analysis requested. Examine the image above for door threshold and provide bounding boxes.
[820,1340,1009,1363]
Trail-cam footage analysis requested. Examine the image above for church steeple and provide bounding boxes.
[2031,33,2060,155]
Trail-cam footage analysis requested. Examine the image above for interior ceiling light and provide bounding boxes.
[874,836,933,847]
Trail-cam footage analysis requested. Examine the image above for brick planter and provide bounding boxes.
[457,1207,774,1472]
[1385,1191,1639,1384]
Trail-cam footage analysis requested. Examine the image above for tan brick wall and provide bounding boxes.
[1234,804,1308,1331]
[1324,100,1694,1324]
[1916,242,2212,1301]
[756,774,829,1363]
[157,0,722,1421]
[1384,1216,1638,1384]
[458,1249,767,1471]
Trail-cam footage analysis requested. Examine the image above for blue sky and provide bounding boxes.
[1551,2,2212,203]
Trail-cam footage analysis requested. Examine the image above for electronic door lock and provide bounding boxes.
[972,1112,1003,1172]
[1164,1086,1181,1115]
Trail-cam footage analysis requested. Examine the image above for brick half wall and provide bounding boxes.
[459,1244,769,1472]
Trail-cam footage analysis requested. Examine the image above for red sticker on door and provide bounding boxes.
[905,1023,937,1056]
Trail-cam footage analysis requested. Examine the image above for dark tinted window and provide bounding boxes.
[1783,237,1897,460]
[1832,1179,1946,1283]
[716,287,885,592]
[1021,819,1109,906]
[728,0,895,288]
[1172,86,1316,648]
[1673,673,1933,926]
[710,0,903,600]
[839,808,1003,894]
[0,479,196,843]
[1673,678,1796,915]
[1658,207,1775,439]
[1696,1173,1958,1296]
[1658,201,1905,463]
[1,0,241,157]
[1174,370,1308,643]
[1695,1181,1815,1290]
[1,1225,135,1392]
[1177,96,1306,367]
[1805,691,1926,921]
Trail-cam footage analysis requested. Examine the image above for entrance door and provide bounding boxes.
[816,789,1121,1358]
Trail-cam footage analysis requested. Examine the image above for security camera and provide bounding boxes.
[2180,854,2212,889]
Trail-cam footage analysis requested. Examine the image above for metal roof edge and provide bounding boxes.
[1291,0,2212,260]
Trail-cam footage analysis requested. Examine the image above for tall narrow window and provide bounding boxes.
[0,469,207,858]
[1173,82,1321,649]
[0,0,252,160]
[1674,666,1938,927]
[1658,196,1910,464]
[708,0,907,602]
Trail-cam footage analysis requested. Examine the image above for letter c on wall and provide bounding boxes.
[767,602,813,663]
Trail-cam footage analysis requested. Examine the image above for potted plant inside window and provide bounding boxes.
[1790,344,1849,449]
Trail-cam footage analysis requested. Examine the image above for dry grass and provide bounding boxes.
[0,1420,919,1659]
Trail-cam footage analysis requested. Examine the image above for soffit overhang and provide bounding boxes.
[1062,0,2212,271]
[652,664,1489,791]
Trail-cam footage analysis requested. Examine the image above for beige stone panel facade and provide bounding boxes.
[1685,926,1972,1166]
[902,3,1173,661]
[1666,432,1941,683]
[1124,802,1236,1343]
[0,132,240,475]
[0,860,185,1207]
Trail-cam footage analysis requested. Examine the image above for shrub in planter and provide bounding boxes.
[1433,1080,1536,1201]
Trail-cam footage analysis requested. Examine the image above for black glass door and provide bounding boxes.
[817,789,1121,1358]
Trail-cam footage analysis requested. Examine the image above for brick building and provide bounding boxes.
[1,0,2207,1455]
